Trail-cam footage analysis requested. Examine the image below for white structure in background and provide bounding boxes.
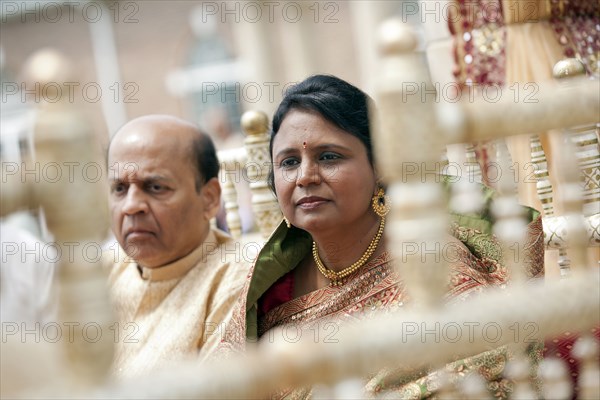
[166,11,247,129]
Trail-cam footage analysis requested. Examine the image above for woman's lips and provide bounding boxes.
[296,196,329,209]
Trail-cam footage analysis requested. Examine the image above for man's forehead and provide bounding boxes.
[108,161,173,181]
[109,120,193,158]
[111,117,197,147]
[108,132,188,169]
[109,131,178,157]
[107,117,199,182]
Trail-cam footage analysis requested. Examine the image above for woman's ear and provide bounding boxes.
[373,164,382,180]
[201,177,222,221]
[373,167,384,193]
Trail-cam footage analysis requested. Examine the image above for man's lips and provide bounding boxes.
[125,229,155,240]
[296,196,329,209]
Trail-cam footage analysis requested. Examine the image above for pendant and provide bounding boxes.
[330,279,344,287]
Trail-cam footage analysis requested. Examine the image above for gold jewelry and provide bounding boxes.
[313,216,385,287]
[283,217,291,228]
[372,187,390,217]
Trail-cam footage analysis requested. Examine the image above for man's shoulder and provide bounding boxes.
[204,228,259,285]
[207,228,259,263]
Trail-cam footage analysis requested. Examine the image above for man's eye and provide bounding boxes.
[112,183,127,194]
[280,158,299,168]
[148,184,165,193]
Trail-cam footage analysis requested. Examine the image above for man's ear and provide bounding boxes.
[201,177,222,221]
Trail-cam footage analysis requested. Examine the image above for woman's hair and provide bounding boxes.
[268,74,375,193]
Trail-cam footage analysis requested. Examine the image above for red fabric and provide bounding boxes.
[543,326,600,399]
[258,271,294,317]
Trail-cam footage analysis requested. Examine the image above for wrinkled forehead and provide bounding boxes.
[107,159,148,182]
[108,157,177,185]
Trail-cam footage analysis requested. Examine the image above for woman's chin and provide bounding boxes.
[294,217,335,235]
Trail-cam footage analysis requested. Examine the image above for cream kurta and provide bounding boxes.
[107,228,249,378]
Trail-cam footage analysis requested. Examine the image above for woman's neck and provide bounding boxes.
[310,213,382,274]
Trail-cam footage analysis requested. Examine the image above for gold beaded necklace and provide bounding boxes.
[312,216,385,287]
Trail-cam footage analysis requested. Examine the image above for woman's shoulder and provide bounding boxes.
[440,175,541,231]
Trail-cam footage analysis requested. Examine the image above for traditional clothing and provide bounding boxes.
[450,2,600,392]
[218,180,545,398]
[107,228,250,379]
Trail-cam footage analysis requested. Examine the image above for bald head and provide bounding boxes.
[109,115,219,191]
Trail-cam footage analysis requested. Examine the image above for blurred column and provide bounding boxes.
[350,1,399,94]
[231,0,285,116]
[86,1,127,137]
[278,1,317,82]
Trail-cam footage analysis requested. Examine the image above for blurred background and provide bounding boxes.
[2,0,597,247]
[0,0,453,144]
[1,0,456,236]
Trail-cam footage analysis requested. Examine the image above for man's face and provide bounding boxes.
[108,119,218,268]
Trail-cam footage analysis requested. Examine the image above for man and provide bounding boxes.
[106,115,248,378]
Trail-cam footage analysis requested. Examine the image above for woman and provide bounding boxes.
[219,75,544,398]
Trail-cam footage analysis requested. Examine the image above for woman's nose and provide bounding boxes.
[295,160,321,187]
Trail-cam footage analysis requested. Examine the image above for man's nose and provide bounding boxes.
[121,186,149,215]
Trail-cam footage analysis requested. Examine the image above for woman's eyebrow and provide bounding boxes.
[275,143,353,159]
[274,148,297,159]
[312,143,352,152]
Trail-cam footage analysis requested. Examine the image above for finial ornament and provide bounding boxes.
[241,110,269,136]
[552,58,587,80]
[378,18,418,56]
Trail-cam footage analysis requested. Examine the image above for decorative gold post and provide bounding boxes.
[241,110,282,238]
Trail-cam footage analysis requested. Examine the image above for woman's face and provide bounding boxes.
[272,109,377,233]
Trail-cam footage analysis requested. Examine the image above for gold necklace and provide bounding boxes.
[312,216,385,287]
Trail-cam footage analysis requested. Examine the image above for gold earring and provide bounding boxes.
[372,187,390,217]
[283,217,291,228]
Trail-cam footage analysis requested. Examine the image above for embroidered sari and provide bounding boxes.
[219,180,544,398]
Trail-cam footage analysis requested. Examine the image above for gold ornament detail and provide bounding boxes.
[313,216,385,287]
[372,187,391,217]
[283,217,291,228]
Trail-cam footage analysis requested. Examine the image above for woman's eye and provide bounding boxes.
[320,152,341,161]
[280,158,299,168]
